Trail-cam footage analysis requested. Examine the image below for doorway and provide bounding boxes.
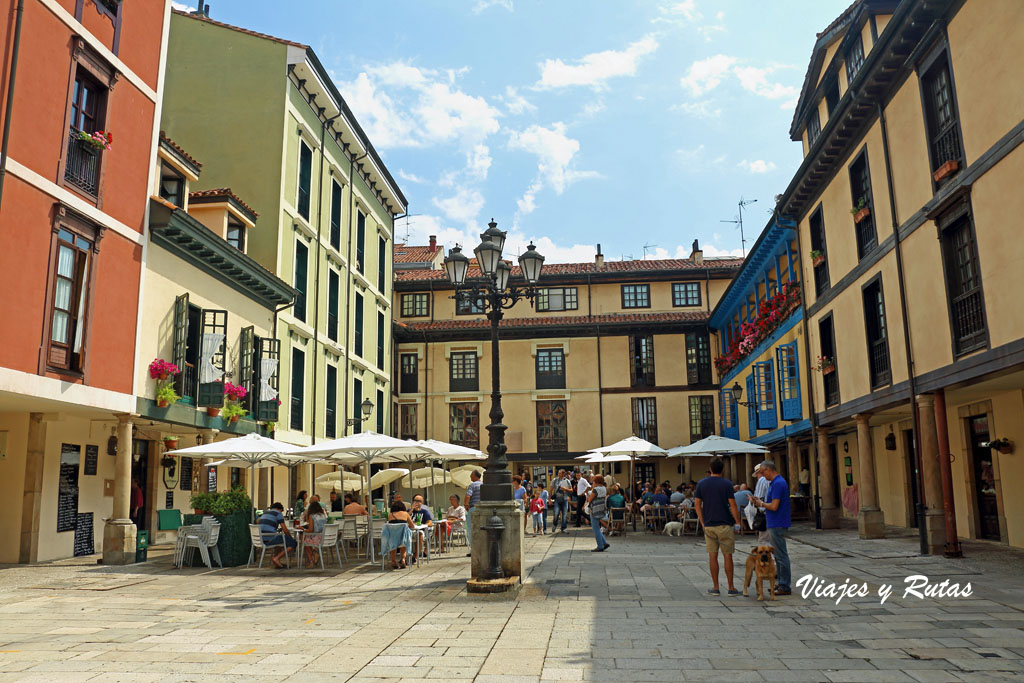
[968,415,1001,541]
[902,429,920,528]
[130,439,149,532]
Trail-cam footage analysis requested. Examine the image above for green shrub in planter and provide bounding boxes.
[183,487,253,567]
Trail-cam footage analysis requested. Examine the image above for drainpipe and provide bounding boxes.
[0,0,25,210]
[933,388,961,557]
[310,114,340,450]
[878,102,929,556]
[421,328,430,441]
[788,210,824,529]
[343,150,369,434]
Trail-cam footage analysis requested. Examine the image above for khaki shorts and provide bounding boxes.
[704,525,735,554]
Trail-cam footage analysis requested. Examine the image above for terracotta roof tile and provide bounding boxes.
[159,131,202,169]
[394,244,442,264]
[188,188,259,220]
[395,257,743,282]
[172,9,308,48]
[398,310,708,333]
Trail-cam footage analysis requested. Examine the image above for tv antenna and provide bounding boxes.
[642,243,658,260]
[720,197,757,257]
[397,214,424,244]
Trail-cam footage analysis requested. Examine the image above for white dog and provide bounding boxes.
[663,521,684,537]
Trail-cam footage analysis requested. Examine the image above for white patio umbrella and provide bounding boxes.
[370,468,410,490]
[315,470,363,495]
[667,434,769,456]
[168,433,310,521]
[450,466,482,490]
[591,436,668,503]
[293,433,432,562]
[415,440,485,507]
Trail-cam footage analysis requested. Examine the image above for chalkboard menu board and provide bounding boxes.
[179,457,193,491]
[83,445,99,476]
[208,466,217,492]
[57,443,80,533]
[73,512,93,556]
[166,490,174,509]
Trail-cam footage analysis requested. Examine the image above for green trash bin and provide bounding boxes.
[135,530,149,563]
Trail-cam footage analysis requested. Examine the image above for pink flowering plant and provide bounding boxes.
[78,130,112,151]
[224,382,247,401]
[149,358,180,380]
[714,281,802,376]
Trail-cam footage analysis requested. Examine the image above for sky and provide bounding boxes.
[173,0,852,263]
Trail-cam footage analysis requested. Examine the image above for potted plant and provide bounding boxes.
[262,421,276,435]
[810,249,825,268]
[933,159,959,182]
[78,129,112,151]
[156,383,179,408]
[989,438,1014,455]
[149,358,179,381]
[206,405,221,418]
[222,402,247,424]
[850,197,870,223]
[814,356,836,375]
[163,434,180,450]
[184,487,253,566]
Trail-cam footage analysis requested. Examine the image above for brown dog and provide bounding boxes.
[743,545,776,601]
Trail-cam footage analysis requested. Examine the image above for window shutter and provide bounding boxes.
[253,336,281,422]
[628,335,637,386]
[720,387,739,439]
[756,360,778,431]
[197,309,227,407]
[746,373,757,436]
[239,326,254,411]
[172,293,189,396]
[776,342,801,421]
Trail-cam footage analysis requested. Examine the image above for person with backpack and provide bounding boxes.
[586,475,610,552]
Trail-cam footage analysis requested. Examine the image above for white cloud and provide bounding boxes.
[497,86,536,115]
[535,35,659,91]
[473,0,513,13]
[338,62,500,150]
[737,159,777,174]
[702,243,745,257]
[580,100,606,118]
[733,65,799,100]
[671,100,722,119]
[656,2,726,41]
[509,122,600,196]
[660,0,700,22]
[397,170,427,184]
[465,144,492,182]
[680,55,737,96]
[433,187,486,228]
[171,1,197,11]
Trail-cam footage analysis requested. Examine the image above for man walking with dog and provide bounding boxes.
[753,460,792,596]
[694,457,744,596]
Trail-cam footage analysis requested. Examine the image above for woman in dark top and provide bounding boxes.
[385,501,415,569]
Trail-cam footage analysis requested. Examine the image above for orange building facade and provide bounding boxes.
[0,0,170,563]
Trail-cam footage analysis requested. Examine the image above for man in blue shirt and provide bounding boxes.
[753,460,792,596]
[257,502,296,569]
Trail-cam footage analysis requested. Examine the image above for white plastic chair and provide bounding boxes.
[174,516,215,568]
[247,524,289,569]
[302,523,342,570]
[341,514,368,557]
[182,522,222,569]
[412,528,430,567]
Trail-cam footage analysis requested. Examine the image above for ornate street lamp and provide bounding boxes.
[346,397,374,427]
[729,381,754,406]
[443,220,545,503]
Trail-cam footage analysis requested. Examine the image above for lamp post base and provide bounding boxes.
[469,501,523,584]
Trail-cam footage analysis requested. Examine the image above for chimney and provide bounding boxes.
[690,238,703,264]
[428,235,437,250]
[595,243,605,270]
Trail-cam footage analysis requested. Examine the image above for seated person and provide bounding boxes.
[258,502,296,569]
[408,495,433,562]
[670,485,685,505]
[300,501,327,568]
[329,490,344,513]
[343,493,368,515]
[679,491,696,519]
[652,489,670,506]
[299,494,321,523]
[384,501,415,569]
[734,483,752,510]
[606,485,627,536]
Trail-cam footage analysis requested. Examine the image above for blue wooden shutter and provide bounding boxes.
[756,360,778,430]
[746,373,757,436]
[776,342,802,421]
[720,387,739,439]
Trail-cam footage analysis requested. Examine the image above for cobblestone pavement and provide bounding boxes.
[0,522,1022,682]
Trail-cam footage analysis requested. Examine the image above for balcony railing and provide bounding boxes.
[823,371,840,407]
[868,337,891,388]
[64,128,101,196]
[814,261,830,297]
[952,287,986,354]
[931,124,961,172]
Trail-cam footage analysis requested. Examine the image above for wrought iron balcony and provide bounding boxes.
[64,128,101,196]
[931,125,961,172]
[952,287,986,355]
[869,337,891,388]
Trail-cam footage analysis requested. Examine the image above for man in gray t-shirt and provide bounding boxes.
[464,470,482,554]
